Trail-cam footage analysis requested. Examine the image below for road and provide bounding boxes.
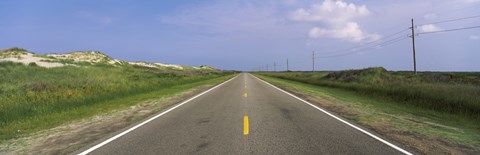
[77,73,411,155]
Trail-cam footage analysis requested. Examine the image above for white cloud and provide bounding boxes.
[159,1,302,38]
[469,35,479,40]
[283,0,297,5]
[76,11,113,24]
[288,0,378,42]
[289,0,369,25]
[418,24,441,32]
[464,0,480,3]
[77,11,94,18]
[309,22,381,42]
[424,13,437,19]
[100,17,113,24]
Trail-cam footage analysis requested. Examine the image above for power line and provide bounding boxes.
[319,38,407,58]
[255,14,479,71]
[271,34,409,68]
[411,18,417,75]
[417,14,480,26]
[253,37,408,71]
[311,14,480,59]
[286,59,289,71]
[263,23,413,70]
[315,28,410,55]
[316,35,408,58]
[417,25,480,35]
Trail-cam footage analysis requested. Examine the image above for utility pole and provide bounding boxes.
[286,59,289,71]
[411,18,417,75]
[312,50,315,72]
[274,62,276,72]
[267,64,269,72]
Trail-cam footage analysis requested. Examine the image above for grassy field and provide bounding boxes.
[0,61,236,141]
[254,68,480,152]
[256,68,480,119]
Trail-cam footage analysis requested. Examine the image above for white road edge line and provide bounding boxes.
[250,74,413,155]
[78,75,239,155]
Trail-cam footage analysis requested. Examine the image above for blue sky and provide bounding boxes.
[1,0,479,71]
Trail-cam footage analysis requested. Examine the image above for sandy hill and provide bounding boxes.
[0,48,216,70]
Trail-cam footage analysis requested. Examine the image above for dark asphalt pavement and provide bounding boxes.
[78,73,409,155]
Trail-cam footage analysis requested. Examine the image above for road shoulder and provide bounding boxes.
[254,74,480,155]
[0,75,235,155]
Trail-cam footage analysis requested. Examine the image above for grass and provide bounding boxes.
[256,67,480,119]
[0,48,29,58]
[0,61,236,141]
[254,70,480,150]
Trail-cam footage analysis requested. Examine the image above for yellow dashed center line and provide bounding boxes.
[243,78,249,136]
[244,115,249,135]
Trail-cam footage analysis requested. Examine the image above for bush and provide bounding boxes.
[28,62,37,66]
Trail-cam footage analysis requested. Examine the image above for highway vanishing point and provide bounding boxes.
[76,73,413,155]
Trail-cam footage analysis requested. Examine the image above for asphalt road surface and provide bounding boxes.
[77,73,411,155]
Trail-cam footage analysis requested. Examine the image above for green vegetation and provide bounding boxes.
[0,61,236,141]
[0,48,29,58]
[256,67,480,119]
[254,73,480,150]
[0,48,218,71]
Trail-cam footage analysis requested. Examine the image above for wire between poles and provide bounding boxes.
[416,15,480,26]
[316,36,408,58]
[315,28,410,55]
[417,25,480,35]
